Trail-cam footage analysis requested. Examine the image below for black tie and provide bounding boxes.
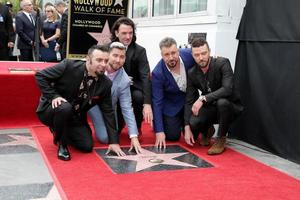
[29,14,34,25]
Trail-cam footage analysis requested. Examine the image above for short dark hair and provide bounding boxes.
[159,37,177,49]
[111,17,136,43]
[87,44,109,57]
[191,38,210,50]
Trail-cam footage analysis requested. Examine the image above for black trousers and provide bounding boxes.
[163,108,185,141]
[117,88,144,133]
[189,98,234,139]
[19,49,33,61]
[0,47,9,60]
[37,102,93,152]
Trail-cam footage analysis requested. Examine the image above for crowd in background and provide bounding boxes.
[0,0,68,62]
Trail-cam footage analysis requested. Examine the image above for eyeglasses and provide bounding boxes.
[45,10,53,13]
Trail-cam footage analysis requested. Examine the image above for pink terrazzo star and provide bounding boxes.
[106,148,198,172]
[88,20,111,45]
[0,135,36,148]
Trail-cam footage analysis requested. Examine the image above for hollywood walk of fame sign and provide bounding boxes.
[96,145,213,174]
[67,0,128,59]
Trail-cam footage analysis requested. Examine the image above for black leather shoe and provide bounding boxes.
[57,144,71,161]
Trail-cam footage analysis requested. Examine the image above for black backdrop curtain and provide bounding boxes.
[231,0,300,164]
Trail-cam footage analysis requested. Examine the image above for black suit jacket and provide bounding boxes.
[0,3,15,60]
[57,9,68,59]
[121,42,151,104]
[0,4,14,49]
[35,59,119,144]
[184,57,243,124]
[15,12,35,49]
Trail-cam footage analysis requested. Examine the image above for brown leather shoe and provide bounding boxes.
[207,136,226,155]
[199,126,215,146]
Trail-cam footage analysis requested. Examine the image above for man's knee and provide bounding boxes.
[131,90,143,105]
[55,102,73,117]
[216,98,231,110]
[76,141,93,153]
[189,117,206,132]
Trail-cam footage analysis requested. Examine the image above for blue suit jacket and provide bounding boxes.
[89,68,138,139]
[152,48,195,133]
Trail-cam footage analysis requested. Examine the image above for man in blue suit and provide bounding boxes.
[15,0,35,61]
[89,42,142,154]
[152,37,195,149]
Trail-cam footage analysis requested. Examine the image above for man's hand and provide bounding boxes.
[184,125,195,146]
[51,97,67,108]
[143,104,153,126]
[192,99,203,116]
[7,42,14,48]
[129,137,143,154]
[155,132,166,149]
[106,144,126,156]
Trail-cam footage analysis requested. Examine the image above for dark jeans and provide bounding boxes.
[37,102,93,152]
[189,98,234,139]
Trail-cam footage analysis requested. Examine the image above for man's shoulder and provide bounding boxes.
[15,12,24,18]
[211,56,230,66]
[179,48,192,55]
[152,59,165,74]
[60,59,85,70]
[129,42,146,52]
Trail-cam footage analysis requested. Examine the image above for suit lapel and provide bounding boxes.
[124,45,135,74]
[22,12,35,28]
[162,62,181,91]
[111,69,122,99]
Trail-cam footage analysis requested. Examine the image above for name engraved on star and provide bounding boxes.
[149,159,164,163]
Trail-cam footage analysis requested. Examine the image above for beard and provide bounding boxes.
[95,71,104,76]
[199,58,210,68]
[166,59,178,69]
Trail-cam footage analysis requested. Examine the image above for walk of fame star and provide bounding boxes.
[96,145,213,174]
[88,20,111,45]
[114,0,123,7]
[0,134,36,148]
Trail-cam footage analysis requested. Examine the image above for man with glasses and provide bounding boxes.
[15,0,35,61]
[35,45,125,161]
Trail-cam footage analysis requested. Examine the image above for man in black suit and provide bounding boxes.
[15,0,36,61]
[35,45,125,161]
[184,38,243,155]
[0,2,14,60]
[55,0,68,59]
[111,17,153,134]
